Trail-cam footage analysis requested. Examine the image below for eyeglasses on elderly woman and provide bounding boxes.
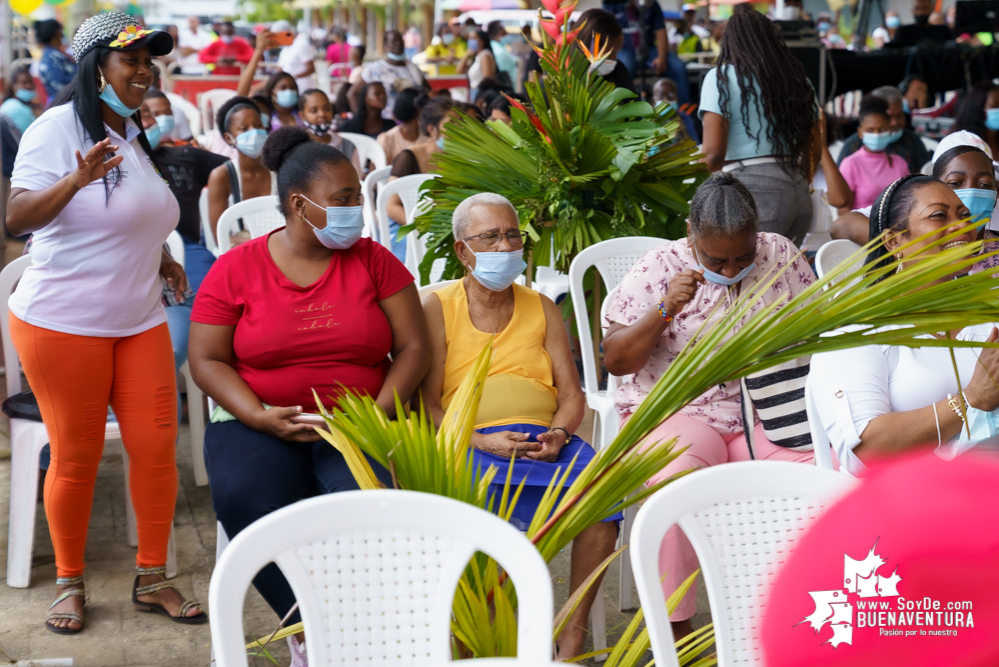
[461,230,529,248]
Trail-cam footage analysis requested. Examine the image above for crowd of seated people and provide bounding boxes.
[11,7,999,666]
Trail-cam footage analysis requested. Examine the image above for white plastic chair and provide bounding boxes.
[199,89,237,135]
[814,238,863,289]
[339,131,388,170]
[2,256,177,588]
[921,135,940,153]
[165,232,209,487]
[199,189,218,256]
[376,174,438,257]
[209,489,554,667]
[804,376,837,471]
[168,91,203,138]
[567,236,662,613]
[630,461,858,667]
[416,280,456,300]
[361,165,393,242]
[215,196,286,254]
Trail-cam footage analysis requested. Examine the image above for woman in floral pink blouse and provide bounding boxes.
[603,172,818,637]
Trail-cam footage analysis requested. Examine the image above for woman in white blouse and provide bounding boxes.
[811,174,999,476]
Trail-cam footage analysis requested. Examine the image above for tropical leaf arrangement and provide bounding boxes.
[405,0,707,285]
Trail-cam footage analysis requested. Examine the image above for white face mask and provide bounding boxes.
[778,5,802,19]
[595,59,617,76]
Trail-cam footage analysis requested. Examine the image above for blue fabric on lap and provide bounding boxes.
[473,423,623,530]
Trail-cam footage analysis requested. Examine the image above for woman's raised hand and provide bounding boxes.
[965,327,999,412]
[663,269,706,317]
[72,138,123,189]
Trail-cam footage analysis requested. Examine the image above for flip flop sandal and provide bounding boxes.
[131,566,208,625]
[46,576,85,634]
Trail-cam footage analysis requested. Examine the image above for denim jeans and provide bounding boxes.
[724,162,813,247]
[388,219,408,263]
[204,419,393,623]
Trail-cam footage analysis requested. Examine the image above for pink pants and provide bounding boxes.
[635,412,828,622]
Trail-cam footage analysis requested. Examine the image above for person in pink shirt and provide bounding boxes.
[839,95,911,211]
[325,28,350,76]
[603,172,820,640]
[199,21,254,76]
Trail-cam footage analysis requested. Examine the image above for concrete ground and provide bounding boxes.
[0,398,711,667]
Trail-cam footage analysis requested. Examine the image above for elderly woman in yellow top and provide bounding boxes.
[420,193,618,659]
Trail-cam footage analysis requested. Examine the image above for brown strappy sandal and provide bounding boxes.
[46,575,85,634]
[131,566,208,625]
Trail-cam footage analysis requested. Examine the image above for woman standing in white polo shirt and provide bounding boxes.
[5,12,206,634]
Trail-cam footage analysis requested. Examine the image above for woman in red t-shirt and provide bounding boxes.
[189,126,429,656]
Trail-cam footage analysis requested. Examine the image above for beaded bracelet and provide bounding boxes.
[657,296,674,322]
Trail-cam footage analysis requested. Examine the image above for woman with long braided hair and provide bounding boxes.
[699,9,821,246]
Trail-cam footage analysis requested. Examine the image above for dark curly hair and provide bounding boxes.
[715,10,816,176]
[688,171,759,238]
[261,126,350,216]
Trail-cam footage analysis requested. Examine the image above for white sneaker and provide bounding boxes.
[288,635,308,667]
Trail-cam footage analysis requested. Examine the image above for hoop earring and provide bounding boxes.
[895,252,904,273]
[97,67,107,94]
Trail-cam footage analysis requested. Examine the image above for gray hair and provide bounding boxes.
[688,172,759,238]
[871,85,903,106]
[452,193,518,240]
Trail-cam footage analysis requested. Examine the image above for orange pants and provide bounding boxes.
[10,314,178,577]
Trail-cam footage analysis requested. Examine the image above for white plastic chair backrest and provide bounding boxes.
[631,461,858,667]
[805,376,836,470]
[599,286,623,394]
[199,189,218,255]
[169,92,203,137]
[814,239,863,287]
[166,231,185,267]
[0,256,31,398]
[339,131,388,170]
[417,280,456,300]
[199,89,237,134]
[216,196,285,254]
[209,489,554,667]
[404,194,447,284]
[921,135,940,152]
[375,174,437,255]
[361,165,393,241]
[568,236,663,398]
[327,61,351,79]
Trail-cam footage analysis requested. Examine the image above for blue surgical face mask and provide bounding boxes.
[436,137,445,149]
[144,121,161,149]
[902,98,911,114]
[99,70,141,118]
[886,15,901,29]
[4,101,35,133]
[275,89,299,109]
[954,188,998,226]
[986,108,999,131]
[14,88,37,104]
[862,131,892,152]
[463,242,526,292]
[467,38,480,51]
[888,128,903,144]
[233,128,267,158]
[693,244,755,286]
[155,113,175,137]
[301,195,365,249]
[387,51,405,62]
[817,21,831,33]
